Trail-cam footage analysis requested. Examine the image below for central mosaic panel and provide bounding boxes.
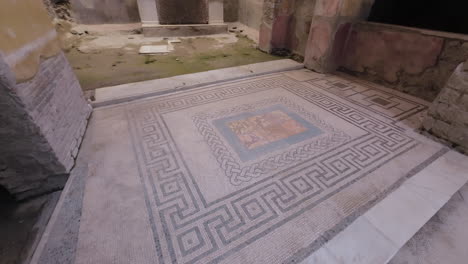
[213,105,323,161]
[192,97,352,186]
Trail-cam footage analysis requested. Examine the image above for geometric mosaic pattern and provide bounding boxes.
[307,75,428,121]
[193,97,350,185]
[127,75,419,263]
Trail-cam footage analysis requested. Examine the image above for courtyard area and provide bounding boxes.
[31,68,468,264]
[57,23,280,91]
[2,1,468,263]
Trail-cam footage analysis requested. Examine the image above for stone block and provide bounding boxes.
[431,120,451,139]
[449,127,468,146]
[462,94,468,112]
[209,0,224,23]
[342,25,444,83]
[72,0,141,24]
[0,52,91,200]
[437,88,461,104]
[304,19,333,70]
[424,61,468,151]
[447,63,468,92]
[270,15,292,49]
[314,0,341,17]
[259,23,273,52]
[434,103,454,122]
[459,111,468,126]
[422,115,435,131]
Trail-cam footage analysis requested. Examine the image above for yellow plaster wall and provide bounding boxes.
[0,0,61,82]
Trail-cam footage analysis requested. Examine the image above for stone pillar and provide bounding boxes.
[0,0,92,200]
[138,0,225,25]
[423,62,468,153]
[304,0,374,73]
[0,52,91,200]
[259,0,295,53]
[137,0,160,25]
[209,0,224,23]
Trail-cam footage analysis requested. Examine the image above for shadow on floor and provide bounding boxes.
[0,187,60,264]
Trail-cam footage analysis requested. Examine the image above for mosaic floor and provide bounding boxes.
[67,70,449,264]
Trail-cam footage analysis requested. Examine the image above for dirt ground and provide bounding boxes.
[56,22,281,91]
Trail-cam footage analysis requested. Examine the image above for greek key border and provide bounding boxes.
[127,76,419,264]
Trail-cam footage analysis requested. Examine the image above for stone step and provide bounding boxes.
[302,150,468,264]
[91,59,304,108]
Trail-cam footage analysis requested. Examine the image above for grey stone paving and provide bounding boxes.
[390,183,468,264]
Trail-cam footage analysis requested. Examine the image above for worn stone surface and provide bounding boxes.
[304,18,333,66]
[390,184,468,264]
[0,55,66,200]
[340,22,468,101]
[239,0,264,30]
[224,0,239,22]
[0,52,91,200]
[0,190,61,264]
[423,63,468,153]
[16,53,91,171]
[343,25,444,82]
[303,0,373,73]
[156,0,208,24]
[34,144,90,264]
[70,0,140,24]
[286,0,316,56]
[314,0,340,17]
[258,0,295,53]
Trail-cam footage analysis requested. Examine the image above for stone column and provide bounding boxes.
[209,0,224,24]
[259,0,295,53]
[304,0,374,73]
[137,0,160,25]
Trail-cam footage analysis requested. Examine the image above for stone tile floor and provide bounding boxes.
[390,183,468,264]
[32,69,468,264]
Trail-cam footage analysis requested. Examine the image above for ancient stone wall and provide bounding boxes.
[224,0,239,22]
[259,0,295,53]
[156,0,208,24]
[0,57,66,200]
[70,0,141,24]
[239,0,264,30]
[287,0,316,57]
[303,0,374,73]
[340,22,468,101]
[0,0,91,200]
[0,52,91,200]
[15,54,91,172]
[423,62,468,153]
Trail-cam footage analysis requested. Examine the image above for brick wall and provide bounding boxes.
[0,52,91,200]
[16,53,90,171]
[423,62,468,153]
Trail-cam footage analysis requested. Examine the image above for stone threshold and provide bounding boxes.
[302,149,468,264]
[91,59,304,108]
